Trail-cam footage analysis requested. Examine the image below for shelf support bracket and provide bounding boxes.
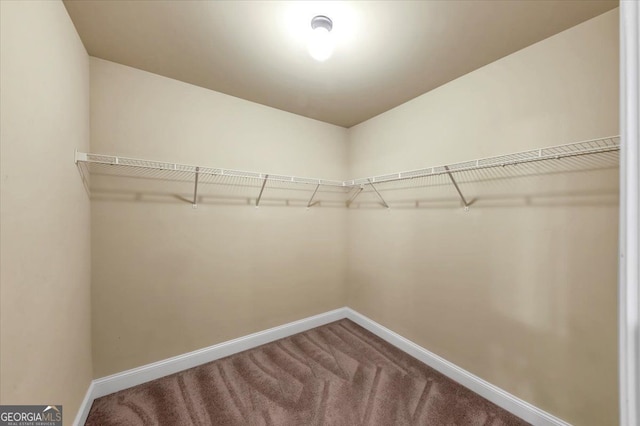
[192,167,200,208]
[444,166,470,211]
[368,179,389,209]
[256,174,268,208]
[307,183,321,209]
[346,186,364,207]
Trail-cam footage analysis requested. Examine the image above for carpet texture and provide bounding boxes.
[86,319,529,425]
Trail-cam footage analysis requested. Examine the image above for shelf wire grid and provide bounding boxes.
[358,148,619,196]
[77,153,346,188]
[346,136,620,187]
[76,136,619,206]
[75,152,350,206]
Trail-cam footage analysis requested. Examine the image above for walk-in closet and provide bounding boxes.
[2,1,639,426]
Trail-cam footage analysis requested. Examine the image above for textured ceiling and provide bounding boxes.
[64,0,618,128]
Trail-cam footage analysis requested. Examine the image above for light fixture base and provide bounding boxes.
[311,15,333,32]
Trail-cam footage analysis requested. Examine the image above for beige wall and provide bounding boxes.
[0,3,617,424]
[347,9,619,426]
[0,1,92,425]
[89,57,349,377]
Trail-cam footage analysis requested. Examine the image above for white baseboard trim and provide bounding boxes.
[74,306,569,426]
[72,307,348,425]
[343,308,571,426]
[91,307,348,398]
[73,381,95,426]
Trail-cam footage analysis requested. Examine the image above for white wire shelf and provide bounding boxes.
[345,136,620,186]
[75,152,347,187]
[75,135,620,209]
[75,151,351,208]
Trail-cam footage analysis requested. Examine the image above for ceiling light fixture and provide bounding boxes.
[308,15,333,62]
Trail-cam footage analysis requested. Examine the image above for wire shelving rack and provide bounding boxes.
[75,135,620,209]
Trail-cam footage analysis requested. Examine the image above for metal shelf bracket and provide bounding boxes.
[346,186,364,207]
[368,179,390,209]
[256,174,269,208]
[307,183,321,209]
[192,167,200,208]
[444,166,470,211]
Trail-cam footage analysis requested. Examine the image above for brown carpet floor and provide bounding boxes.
[86,319,529,425]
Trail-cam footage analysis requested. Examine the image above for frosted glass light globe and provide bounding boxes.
[308,16,334,62]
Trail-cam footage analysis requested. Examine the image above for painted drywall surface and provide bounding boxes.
[90,57,349,377]
[347,10,619,426]
[0,1,92,424]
